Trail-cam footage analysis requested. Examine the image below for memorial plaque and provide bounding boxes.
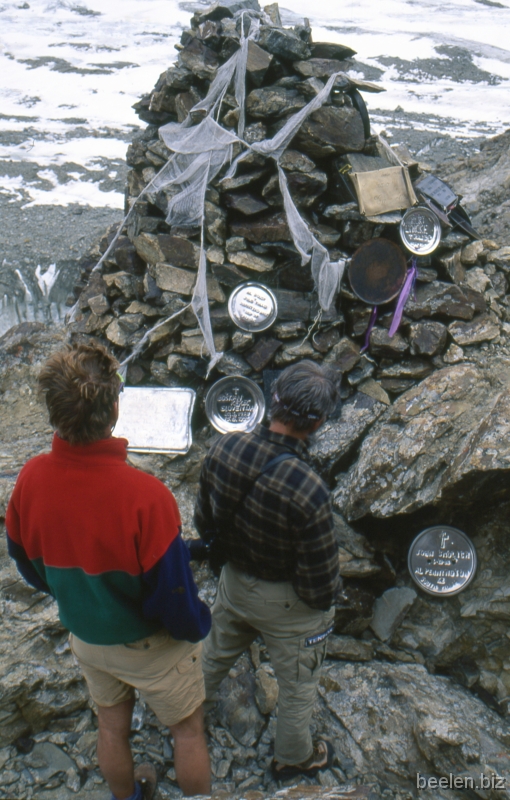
[205,375,265,434]
[116,387,195,454]
[408,525,477,596]
[228,282,278,332]
[400,205,442,256]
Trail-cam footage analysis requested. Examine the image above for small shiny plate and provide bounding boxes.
[205,375,266,434]
[228,282,278,333]
[116,387,195,454]
[408,525,477,596]
[400,205,442,256]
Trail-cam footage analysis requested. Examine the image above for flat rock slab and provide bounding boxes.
[405,281,477,321]
[334,355,510,519]
[449,313,500,345]
[319,661,510,792]
[295,106,366,159]
[309,392,386,474]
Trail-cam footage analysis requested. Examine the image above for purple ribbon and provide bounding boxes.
[360,306,378,353]
[389,257,418,338]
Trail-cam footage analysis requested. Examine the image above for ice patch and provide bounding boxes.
[0,172,124,208]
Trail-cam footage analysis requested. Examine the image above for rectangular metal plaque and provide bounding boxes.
[116,387,195,455]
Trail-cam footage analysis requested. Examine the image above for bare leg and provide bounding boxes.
[97,698,136,800]
[170,705,211,796]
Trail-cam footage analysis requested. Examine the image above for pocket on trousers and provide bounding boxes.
[263,597,300,612]
[297,639,327,680]
[175,649,201,675]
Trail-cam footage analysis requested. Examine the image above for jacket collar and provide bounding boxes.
[52,433,129,462]
[254,424,308,459]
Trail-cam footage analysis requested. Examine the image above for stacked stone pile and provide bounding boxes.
[67,0,510,429]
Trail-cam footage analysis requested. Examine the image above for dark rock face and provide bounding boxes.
[295,106,366,157]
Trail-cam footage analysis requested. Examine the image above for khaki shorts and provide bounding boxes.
[69,629,205,727]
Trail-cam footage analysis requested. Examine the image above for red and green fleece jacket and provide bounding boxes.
[6,434,211,646]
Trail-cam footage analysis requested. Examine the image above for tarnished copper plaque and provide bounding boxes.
[116,387,195,454]
[348,238,407,305]
[408,526,477,596]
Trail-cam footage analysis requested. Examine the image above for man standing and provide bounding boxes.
[6,343,211,800]
[194,360,340,780]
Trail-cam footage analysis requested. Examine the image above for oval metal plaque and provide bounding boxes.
[205,375,265,434]
[400,205,442,256]
[348,238,407,306]
[228,282,278,333]
[408,525,477,596]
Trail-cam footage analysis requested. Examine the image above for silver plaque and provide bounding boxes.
[400,205,442,256]
[116,387,195,454]
[408,526,477,596]
[205,375,265,434]
[228,282,278,332]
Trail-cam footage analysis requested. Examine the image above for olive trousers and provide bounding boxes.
[202,562,334,765]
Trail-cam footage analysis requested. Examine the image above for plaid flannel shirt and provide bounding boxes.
[194,424,339,610]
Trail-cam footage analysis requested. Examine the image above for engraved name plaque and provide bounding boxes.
[408,526,477,597]
[400,206,441,256]
[116,387,195,454]
[228,282,277,333]
[205,376,265,434]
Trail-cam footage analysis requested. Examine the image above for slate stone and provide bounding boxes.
[246,40,273,86]
[223,192,269,216]
[175,87,202,122]
[334,584,376,635]
[405,281,477,321]
[293,58,352,79]
[369,328,409,358]
[134,233,200,268]
[437,249,466,285]
[274,340,320,366]
[461,240,485,265]
[347,355,375,385]
[231,330,254,352]
[244,338,281,371]
[273,320,307,339]
[309,391,385,473]
[103,271,137,299]
[286,169,328,208]
[178,38,220,80]
[311,327,340,354]
[205,200,227,245]
[228,250,274,272]
[175,328,228,356]
[212,262,248,287]
[159,64,195,91]
[295,106,365,158]
[246,86,306,119]
[358,377,391,406]
[309,223,341,247]
[377,358,433,380]
[324,337,361,372]
[379,377,416,394]
[230,211,291,243]
[464,267,491,294]
[311,42,357,60]
[409,320,448,356]
[370,588,417,642]
[448,314,500,346]
[216,351,252,375]
[258,26,312,61]
[88,294,110,316]
[220,169,267,192]
[150,263,196,295]
[327,636,374,662]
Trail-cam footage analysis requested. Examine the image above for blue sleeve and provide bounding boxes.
[141,533,211,642]
[6,532,52,595]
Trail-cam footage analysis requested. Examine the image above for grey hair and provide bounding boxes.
[269,360,340,432]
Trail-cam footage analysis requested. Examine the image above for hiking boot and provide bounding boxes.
[271,739,334,780]
[134,762,158,800]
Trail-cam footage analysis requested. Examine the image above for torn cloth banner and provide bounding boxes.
[76,15,347,373]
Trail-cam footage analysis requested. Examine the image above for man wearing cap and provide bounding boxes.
[194,360,340,780]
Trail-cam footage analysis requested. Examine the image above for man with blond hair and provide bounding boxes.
[6,343,211,800]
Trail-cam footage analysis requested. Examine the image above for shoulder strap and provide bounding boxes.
[230,452,297,523]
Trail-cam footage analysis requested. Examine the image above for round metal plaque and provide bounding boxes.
[400,205,442,256]
[348,238,407,306]
[205,375,265,434]
[408,526,477,597]
[228,282,278,333]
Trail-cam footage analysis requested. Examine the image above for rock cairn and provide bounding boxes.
[69,0,510,432]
